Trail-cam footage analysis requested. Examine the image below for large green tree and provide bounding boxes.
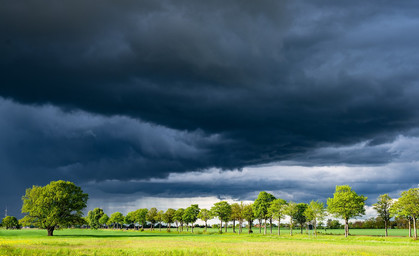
[86,208,104,230]
[183,204,200,233]
[163,208,176,231]
[124,211,136,228]
[156,210,164,231]
[197,208,211,232]
[21,180,88,236]
[2,216,19,229]
[327,185,367,237]
[211,201,232,233]
[134,208,148,230]
[146,208,158,231]
[252,191,275,235]
[243,203,254,234]
[373,194,393,237]
[99,214,109,228]
[304,200,326,237]
[268,198,287,235]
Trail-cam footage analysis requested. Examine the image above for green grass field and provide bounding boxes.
[0,228,417,256]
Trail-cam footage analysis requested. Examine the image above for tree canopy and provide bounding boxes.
[2,216,19,229]
[252,191,275,235]
[373,194,392,237]
[87,208,105,230]
[21,180,88,236]
[211,201,231,233]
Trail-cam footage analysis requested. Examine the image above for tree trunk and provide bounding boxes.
[186,224,189,232]
[233,220,236,233]
[220,220,222,233]
[248,221,252,233]
[270,218,273,234]
[385,220,388,237]
[314,220,317,237]
[408,219,411,238]
[290,221,293,236]
[259,219,262,233]
[278,219,280,236]
[413,217,417,240]
[205,221,207,232]
[345,219,349,237]
[239,220,242,234]
[264,219,267,235]
[225,221,227,233]
[47,227,55,236]
[191,224,194,233]
[300,224,303,234]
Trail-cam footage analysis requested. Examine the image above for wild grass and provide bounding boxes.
[0,228,417,256]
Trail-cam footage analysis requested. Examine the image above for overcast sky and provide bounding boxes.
[1,0,419,218]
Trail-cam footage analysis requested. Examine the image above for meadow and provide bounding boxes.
[0,228,418,256]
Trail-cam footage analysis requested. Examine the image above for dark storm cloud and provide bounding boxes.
[1,1,419,215]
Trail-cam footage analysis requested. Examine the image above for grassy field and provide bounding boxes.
[0,228,418,256]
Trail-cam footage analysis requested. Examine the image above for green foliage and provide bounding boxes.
[242,203,254,223]
[391,188,419,239]
[294,203,308,231]
[183,204,200,231]
[146,207,158,228]
[327,185,367,220]
[174,208,185,230]
[21,180,88,236]
[86,208,104,229]
[304,200,325,236]
[2,216,19,229]
[211,201,232,223]
[124,211,136,225]
[197,208,211,222]
[109,212,124,229]
[373,194,392,236]
[252,191,275,221]
[163,208,176,228]
[268,198,287,221]
[98,214,109,226]
[134,208,148,228]
[285,201,298,235]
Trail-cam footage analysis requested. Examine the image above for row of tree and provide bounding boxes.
[2,180,418,239]
[81,185,418,239]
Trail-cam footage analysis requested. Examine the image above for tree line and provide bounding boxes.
[1,181,418,239]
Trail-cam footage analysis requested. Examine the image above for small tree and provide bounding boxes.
[125,211,136,229]
[197,208,211,232]
[146,208,158,231]
[253,191,275,235]
[327,185,367,237]
[211,201,232,233]
[86,208,105,230]
[373,194,393,237]
[243,203,255,234]
[304,200,326,237]
[268,198,287,235]
[163,208,176,231]
[135,208,148,230]
[183,204,200,233]
[2,216,19,229]
[156,210,164,231]
[99,214,109,228]
[285,201,298,236]
[109,212,124,229]
[295,203,308,234]
[21,180,88,236]
[174,208,185,232]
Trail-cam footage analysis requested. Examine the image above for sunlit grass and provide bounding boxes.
[0,228,417,255]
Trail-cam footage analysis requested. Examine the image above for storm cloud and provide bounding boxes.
[1,0,419,216]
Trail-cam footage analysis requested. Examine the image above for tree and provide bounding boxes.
[109,212,124,229]
[391,188,419,240]
[174,208,185,232]
[183,204,200,233]
[86,208,104,230]
[125,211,136,228]
[327,185,367,237]
[252,191,275,235]
[211,201,232,233]
[230,203,241,233]
[134,208,148,230]
[146,208,158,231]
[373,194,393,237]
[99,214,109,228]
[197,208,211,232]
[295,203,308,234]
[268,198,287,235]
[304,200,326,237]
[156,210,164,231]
[163,208,176,231]
[2,216,19,229]
[243,203,254,234]
[285,201,298,236]
[21,180,88,236]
